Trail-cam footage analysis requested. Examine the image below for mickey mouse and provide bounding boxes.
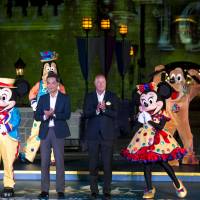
[0,78,21,198]
[121,82,187,199]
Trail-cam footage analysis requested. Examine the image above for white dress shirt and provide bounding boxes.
[96,90,105,115]
[97,90,105,103]
[43,91,58,127]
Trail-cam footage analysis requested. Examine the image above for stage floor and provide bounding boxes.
[0,153,199,182]
[0,153,200,199]
[3,180,199,199]
[10,152,200,172]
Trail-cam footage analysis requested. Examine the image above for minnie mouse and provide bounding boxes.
[121,82,187,199]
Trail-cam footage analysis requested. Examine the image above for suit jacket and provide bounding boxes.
[35,91,71,139]
[83,90,118,141]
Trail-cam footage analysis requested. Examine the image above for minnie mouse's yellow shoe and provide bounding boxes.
[173,179,187,198]
[143,187,156,199]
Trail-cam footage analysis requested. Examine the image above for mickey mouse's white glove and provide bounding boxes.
[0,124,7,134]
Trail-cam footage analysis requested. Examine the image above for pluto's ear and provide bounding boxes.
[155,64,165,72]
[157,82,172,99]
[188,69,200,84]
[152,65,166,84]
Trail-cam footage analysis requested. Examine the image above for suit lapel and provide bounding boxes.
[93,91,99,105]
[46,93,50,109]
[103,90,108,102]
[54,91,60,111]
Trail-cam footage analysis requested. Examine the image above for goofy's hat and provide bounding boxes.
[40,51,58,62]
[0,78,16,88]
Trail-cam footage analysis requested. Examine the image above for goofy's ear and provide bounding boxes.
[157,82,172,99]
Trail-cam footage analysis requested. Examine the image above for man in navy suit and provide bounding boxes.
[83,74,118,200]
[35,72,71,199]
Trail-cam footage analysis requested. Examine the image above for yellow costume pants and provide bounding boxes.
[23,120,55,162]
[0,133,19,188]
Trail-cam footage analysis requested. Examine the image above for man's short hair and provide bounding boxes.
[47,71,60,82]
[94,74,106,81]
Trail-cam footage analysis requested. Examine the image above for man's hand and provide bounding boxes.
[44,108,54,119]
[99,101,106,111]
[96,101,106,115]
[96,103,101,113]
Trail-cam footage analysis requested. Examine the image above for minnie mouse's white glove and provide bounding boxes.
[138,112,145,124]
[143,111,152,123]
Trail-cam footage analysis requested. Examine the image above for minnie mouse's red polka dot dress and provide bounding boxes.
[121,111,187,163]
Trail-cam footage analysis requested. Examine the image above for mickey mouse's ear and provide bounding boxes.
[157,82,172,99]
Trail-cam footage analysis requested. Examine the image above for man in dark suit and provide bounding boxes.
[83,74,118,200]
[35,72,71,199]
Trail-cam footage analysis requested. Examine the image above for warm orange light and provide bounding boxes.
[16,68,24,76]
[15,57,25,76]
[173,16,197,24]
[119,24,128,36]
[101,19,110,30]
[82,17,92,30]
[129,46,134,57]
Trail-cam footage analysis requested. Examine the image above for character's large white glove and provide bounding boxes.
[138,112,145,124]
[0,124,7,134]
[138,111,152,124]
[143,111,152,123]
[31,100,37,111]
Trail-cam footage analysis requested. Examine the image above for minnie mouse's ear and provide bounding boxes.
[132,89,141,106]
[157,82,172,99]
